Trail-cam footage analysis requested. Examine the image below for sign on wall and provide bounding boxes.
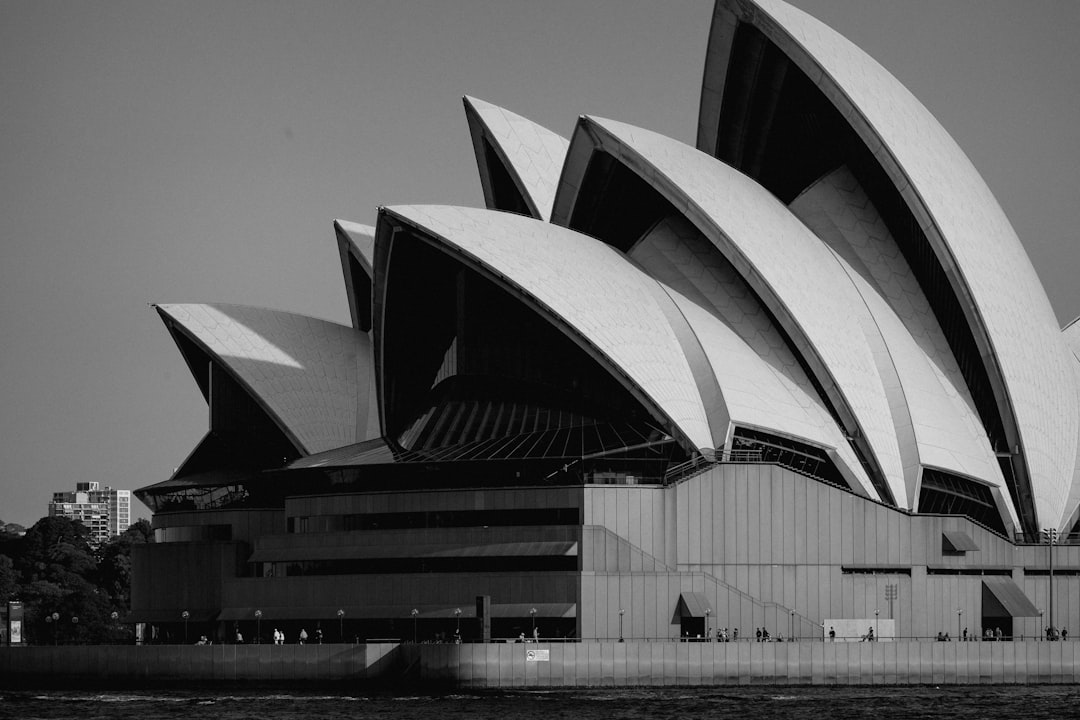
[526,648,550,662]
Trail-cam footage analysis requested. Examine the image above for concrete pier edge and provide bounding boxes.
[1,640,1077,687]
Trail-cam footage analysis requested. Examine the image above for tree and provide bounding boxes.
[98,519,153,608]
[2,515,152,643]
[0,554,16,602]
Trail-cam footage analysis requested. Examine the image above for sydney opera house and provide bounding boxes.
[131,0,1080,644]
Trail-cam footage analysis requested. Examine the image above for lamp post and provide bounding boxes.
[874,609,879,641]
[71,616,78,644]
[254,610,262,644]
[181,610,189,644]
[530,607,537,639]
[454,608,462,636]
[957,609,963,641]
[618,608,625,642]
[45,613,57,645]
[337,609,345,642]
[705,608,711,641]
[885,584,898,619]
[790,611,795,642]
[411,608,419,644]
[1043,528,1058,635]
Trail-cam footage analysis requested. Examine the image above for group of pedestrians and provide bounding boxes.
[714,627,736,642]
[270,627,320,644]
[1045,627,1068,641]
[229,626,324,644]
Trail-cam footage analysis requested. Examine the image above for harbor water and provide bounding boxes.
[2,686,1079,720]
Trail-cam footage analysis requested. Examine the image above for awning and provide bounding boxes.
[248,541,577,563]
[675,592,712,618]
[124,609,219,624]
[218,602,576,622]
[943,530,980,552]
[982,576,1040,617]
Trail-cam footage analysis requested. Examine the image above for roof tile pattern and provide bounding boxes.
[463,96,570,221]
[157,303,377,454]
[719,0,1078,528]
[380,205,715,452]
[792,168,1015,525]
[560,116,908,507]
[631,215,875,497]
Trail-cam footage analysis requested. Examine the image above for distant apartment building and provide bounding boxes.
[49,482,131,544]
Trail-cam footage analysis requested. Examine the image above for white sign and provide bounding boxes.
[525,648,549,662]
[10,620,21,644]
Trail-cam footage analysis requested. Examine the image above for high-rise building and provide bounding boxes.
[49,482,131,544]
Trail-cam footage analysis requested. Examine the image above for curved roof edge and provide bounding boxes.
[667,284,876,499]
[698,0,1079,529]
[334,219,375,332]
[552,114,909,507]
[1061,331,1080,531]
[155,302,375,455]
[373,204,717,456]
[463,96,570,222]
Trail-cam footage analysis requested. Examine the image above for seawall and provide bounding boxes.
[2,641,1079,687]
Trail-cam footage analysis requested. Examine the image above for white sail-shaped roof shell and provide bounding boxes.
[334,219,375,332]
[792,169,1017,529]
[157,303,378,455]
[463,96,569,221]
[377,205,716,454]
[1062,321,1080,532]
[630,215,875,498]
[699,0,1079,529]
[553,116,909,507]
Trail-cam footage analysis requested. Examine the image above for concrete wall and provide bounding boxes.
[5,641,1080,686]
[0,643,399,684]
[130,541,249,623]
[415,640,1080,686]
[581,465,1080,641]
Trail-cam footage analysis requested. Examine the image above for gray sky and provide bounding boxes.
[1,1,1077,527]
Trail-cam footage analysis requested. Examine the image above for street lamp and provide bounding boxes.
[618,608,625,642]
[71,616,78,644]
[411,608,419,644]
[790,611,795,641]
[337,609,345,642]
[454,608,462,636]
[181,610,190,644]
[254,610,262,644]
[874,609,879,641]
[45,613,58,646]
[530,607,537,639]
[957,609,963,640]
[705,608,711,641]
